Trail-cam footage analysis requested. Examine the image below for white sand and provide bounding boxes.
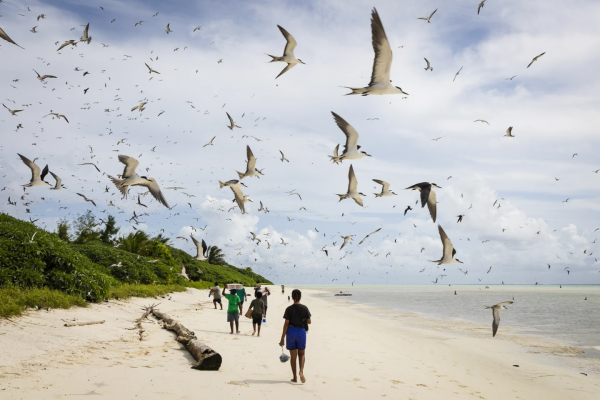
[1,288,598,399]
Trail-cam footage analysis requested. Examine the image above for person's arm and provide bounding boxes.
[279,320,290,347]
[248,300,254,311]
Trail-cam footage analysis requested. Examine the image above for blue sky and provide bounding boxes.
[1,0,599,285]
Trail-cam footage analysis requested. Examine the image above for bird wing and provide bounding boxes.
[60,114,69,123]
[82,23,89,38]
[118,155,139,178]
[144,179,170,209]
[348,165,358,193]
[492,307,500,337]
[41,75,57,79]
[57,41,70,51]
[429,9,438,19]
[438,225,454,261]
[426,188,437,222]
[331,112,359,153]
[49,171,62,187]
[340,237,350,250]
[424,58,430,68]
[190,235,203,258]
[275,63,296,79]
[18,153,41,182]
[506,126,512,136]
[368,8,392,86]
[226,112,234,126]
[230,186,246,213]
[246,145,256,170]
[201,239,208,256]
[373,179,390,191]
[277,25,297,56]
[0,26,24,49]
[418,184,431,208]
[496,301,513,306]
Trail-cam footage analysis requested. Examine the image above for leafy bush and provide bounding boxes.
[0,285,88,318]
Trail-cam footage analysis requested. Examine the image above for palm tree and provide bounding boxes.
[117,231,152,254]
[206,246,226,265]
[152,233,171,246]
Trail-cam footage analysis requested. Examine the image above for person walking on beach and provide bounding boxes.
[223,287,241,334]
[262,286,271,317]
[281,284,285,294]
[210,282,222,310]
[279,289,311,383]
[237,285,247,314]
[248,291,265,336]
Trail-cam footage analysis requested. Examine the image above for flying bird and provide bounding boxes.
[340,235,353,250]
[190,235,208,261]
[33,69,57,82]
[80,23,91,44]
[424,58,433,71]
[453,66,463,82]
[237,146,263,179]
[405,182,441,222]
[477,1,486,15]
[486,301,513,337]
[109,155,170,208]
[404,205,413,215]
[279,150,289,162]
[505,126,514,137]
[165,23,172,34]
[18,154,50,187]
[474,119,489,125]
[145,63,160,74]
[226,112,241,130]
[457,215,464,223]
[337,165,366,206]
[266,25,305,79]
[359,228,381,245]
[373,179,396,197]
[418,9,438,23]
[49,171,65,190]
[527,52,546,68]
[329,112,372,162]
[430,225,462,265]
[76,193,97,207]
[203,136,216,147]
[343,9,408,96]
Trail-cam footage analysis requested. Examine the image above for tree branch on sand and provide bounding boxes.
[152,308,222,370]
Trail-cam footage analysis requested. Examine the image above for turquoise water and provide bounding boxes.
[295,284,600,350]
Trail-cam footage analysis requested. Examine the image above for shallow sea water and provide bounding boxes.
[299,284,600,351]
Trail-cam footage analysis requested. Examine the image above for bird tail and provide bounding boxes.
[266,54,282,62]
[374,193,382,198]
[219,180,226,188]
[341,86,368,96]
[337,194,347,202]
[236,171,244,180]
[329,155,343,164]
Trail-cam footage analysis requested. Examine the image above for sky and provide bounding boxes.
[1,0,599,285]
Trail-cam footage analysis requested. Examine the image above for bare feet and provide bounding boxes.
[291,378,297,383]
[229,332,233,334]
[236,330,240,334]
[252,331,256,336]
[299,372,306,383]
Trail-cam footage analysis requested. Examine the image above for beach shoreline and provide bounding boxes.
[1,287,598,399]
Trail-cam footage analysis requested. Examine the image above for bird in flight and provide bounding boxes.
[329,112,371,163]
[453,66,463,82]
[337,164,366,207]
[33,69,57,82]
[527,52,546,68]
[486,301,513,337]
[344,9,408,96]
[474,119,489,125]
[109,155,170,208]
[418,9,438,23]
[3,103,23,116]
[18,154,50,187]
[424,58,433,71]
[505,126,514,137]
[226,112,241,130]
[373,179,396,197]
[430,225,462,265]
[0,26,25,48]
[145,63,160,74]
[405,182,441,222]
[477,1,486,15]
[266,25,305,79]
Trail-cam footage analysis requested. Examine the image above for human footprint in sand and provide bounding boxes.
[248,291,265,336]
[279,289,311,383]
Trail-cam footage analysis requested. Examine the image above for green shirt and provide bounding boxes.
[224,293,240,314]
[237,287,246,302]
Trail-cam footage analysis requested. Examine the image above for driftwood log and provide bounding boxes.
[152,309,222,371]
[64,320,105,327]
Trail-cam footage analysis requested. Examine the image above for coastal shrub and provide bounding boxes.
[0,285,88,318]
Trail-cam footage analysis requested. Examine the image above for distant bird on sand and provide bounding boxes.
[266,25,305,79]
[430,225,462,265]
[486,301,513,337]
[344,8,408,96]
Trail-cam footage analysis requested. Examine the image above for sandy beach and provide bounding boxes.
[1,287,598,399]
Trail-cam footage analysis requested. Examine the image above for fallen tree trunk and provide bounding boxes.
[64,320,105,327]
[151,309,222,371]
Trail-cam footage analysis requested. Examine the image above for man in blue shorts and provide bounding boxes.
[279,289,311,383]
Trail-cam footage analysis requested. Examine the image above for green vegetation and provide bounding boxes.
[0,213,272,318]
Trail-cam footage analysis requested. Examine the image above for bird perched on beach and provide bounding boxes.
[430,225,462,265]
[486,301,513,337]
[109,155,170,208]
[405,182,441,222]
[266,25,305,79]
[344,8,408,96]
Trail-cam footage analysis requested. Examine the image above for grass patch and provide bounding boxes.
[108,283,192,299]
[0,286,87,318]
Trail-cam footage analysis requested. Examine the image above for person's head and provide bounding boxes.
[255,291,263,299]
[214,282,219,287]
[230,289,237,295]
[292,289,301,303]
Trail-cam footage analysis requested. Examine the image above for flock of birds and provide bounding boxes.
[1,3,598,337]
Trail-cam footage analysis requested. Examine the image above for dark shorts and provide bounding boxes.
[264,305,268,315]
[227,313,239,323]
[252,315,262,326]
[213,298,221,303]
[239,301,244,306]
[286,326,306,350]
